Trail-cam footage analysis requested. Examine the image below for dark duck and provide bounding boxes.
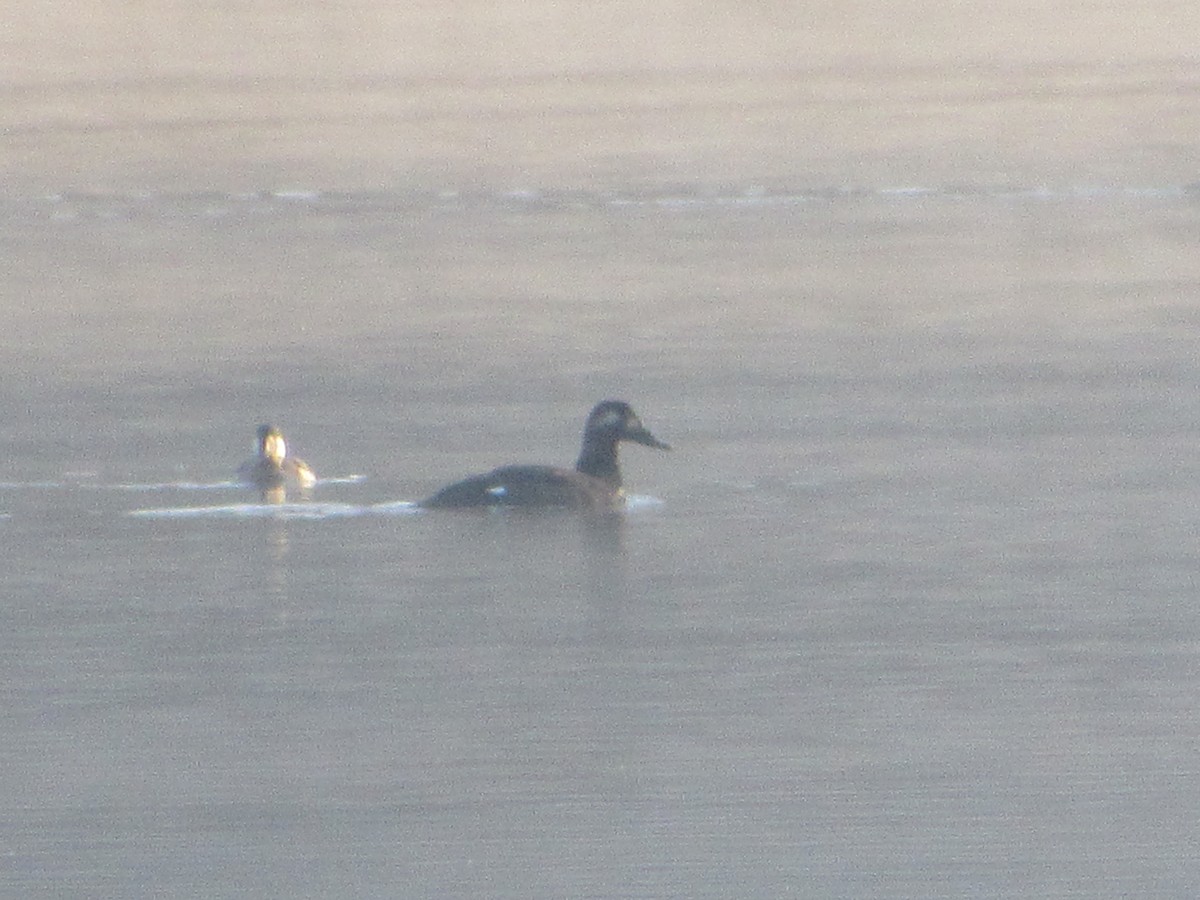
[237,424,317,496]
[420,400,670,511]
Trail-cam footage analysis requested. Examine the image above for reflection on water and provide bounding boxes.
[262,517,291,608]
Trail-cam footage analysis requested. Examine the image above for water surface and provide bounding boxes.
[4,2,1200,897]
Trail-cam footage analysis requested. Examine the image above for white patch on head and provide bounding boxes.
[595,409,624,429]
[487,485,508,497]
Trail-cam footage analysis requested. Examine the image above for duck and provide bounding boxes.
[420,400,670,511]
[237,424,317,494]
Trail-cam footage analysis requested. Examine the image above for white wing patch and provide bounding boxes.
[486,485,508,497]
[294,463,317,488]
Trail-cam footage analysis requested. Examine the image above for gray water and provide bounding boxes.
[5,187,1200,898]
[6,2,1200,897]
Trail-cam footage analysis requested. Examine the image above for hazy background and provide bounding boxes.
[4,2,1200,898]
[4,0,1198,192]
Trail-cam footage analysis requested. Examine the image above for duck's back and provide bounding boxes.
[420,464,618,510]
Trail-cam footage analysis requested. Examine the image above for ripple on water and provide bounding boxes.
[128,501,420,521]
[9,182,1193,226]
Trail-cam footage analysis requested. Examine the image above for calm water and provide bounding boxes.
[4,186,1200,898]
[6,2,1200,896]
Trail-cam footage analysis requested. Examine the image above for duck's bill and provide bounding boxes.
[628,428,671,451]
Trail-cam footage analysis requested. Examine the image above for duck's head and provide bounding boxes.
[584,400,671,451]
[255,424,287,464]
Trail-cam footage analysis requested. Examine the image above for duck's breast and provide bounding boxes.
[238,458,285,489]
